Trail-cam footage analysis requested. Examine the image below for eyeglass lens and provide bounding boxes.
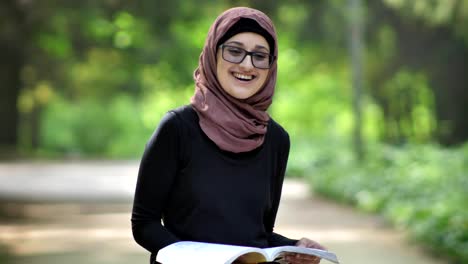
[221,45,272,69]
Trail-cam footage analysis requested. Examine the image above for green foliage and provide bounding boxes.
[383,0,468,29]
[21,0,455,156]
[379,68,437,143]
[39,84,192,158]
[304,142,468,263]
[7,2,466,261]
[70,48,131,97]
[40,95,150,158]
[36,13,73,59]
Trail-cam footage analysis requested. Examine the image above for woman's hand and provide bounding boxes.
[283,237,326,264]
[296,237,326,250]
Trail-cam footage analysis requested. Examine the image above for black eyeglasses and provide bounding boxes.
[219,44,275,69]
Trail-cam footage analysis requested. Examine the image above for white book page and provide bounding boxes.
[156,241,267,264]
[264,246,340,264]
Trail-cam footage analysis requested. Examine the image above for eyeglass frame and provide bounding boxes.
[218,44,276,69]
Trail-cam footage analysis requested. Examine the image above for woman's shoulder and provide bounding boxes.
[160,105,198,126]
[265,117,290,155]
[148,105,197,147]
[161,105,200,137]
[168,104,196,117]
[152,105,196,134]
[268,117,289,141]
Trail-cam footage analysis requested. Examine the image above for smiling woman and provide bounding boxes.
[131,7,326,264]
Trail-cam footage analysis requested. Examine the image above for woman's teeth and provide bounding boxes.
[233,72,254,80]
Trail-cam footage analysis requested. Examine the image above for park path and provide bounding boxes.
[0,161,448,264]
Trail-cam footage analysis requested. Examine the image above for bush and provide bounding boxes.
[40,95,151,158]
[302,142,468,263]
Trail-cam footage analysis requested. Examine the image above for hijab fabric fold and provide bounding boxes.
[190,7,278,153]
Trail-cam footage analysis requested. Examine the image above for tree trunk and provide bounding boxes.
[0,43,22,152]
[349,0,365,160]
[0,0,25,153]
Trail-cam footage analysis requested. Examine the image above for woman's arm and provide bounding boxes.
[131,112,181,253]
[265,124,327,261]
[266,129,298,246]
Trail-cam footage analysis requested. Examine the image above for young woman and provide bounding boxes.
[132,7,325,264]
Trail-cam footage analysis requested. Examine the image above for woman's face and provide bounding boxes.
[216,32,270,100]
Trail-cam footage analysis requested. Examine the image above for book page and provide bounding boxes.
[156,241,267,264]
[264,246,340,264]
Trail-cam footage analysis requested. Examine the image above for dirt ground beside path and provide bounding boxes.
[0,162,448,264]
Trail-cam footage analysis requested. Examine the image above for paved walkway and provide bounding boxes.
[0,161,448,264]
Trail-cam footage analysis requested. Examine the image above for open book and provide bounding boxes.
[156,241,339,264]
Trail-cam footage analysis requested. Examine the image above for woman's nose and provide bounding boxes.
[239,54,254,69]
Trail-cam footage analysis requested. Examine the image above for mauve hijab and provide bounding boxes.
[190,7,278,153]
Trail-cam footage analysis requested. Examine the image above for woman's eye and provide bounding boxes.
[253,53,268,61]
[227,48,243,55]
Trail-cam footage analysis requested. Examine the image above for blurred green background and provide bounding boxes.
[0,0,467,263]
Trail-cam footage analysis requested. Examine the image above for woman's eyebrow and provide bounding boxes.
[254,45,269,52]
[225,41,269,52]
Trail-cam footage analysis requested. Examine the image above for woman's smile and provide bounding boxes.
[233,72,255,81]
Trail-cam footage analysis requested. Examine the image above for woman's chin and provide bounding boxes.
[224,84,262,99]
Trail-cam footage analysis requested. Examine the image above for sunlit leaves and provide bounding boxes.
[383,0,468,43]
[18,90,35,114]
[70,48,130,97]
[34,82,54,105]
[40,95,149,157]
[114,31,132,48]
[274,50,351,140]
[83,11,150,49]
[277,4,308,30]
[37,33,72,58]
[384,0,459,25]
[18,81,54,114]
[113,12,136,48]
[170,19,212,51]
[86,16,114,39]
[381,69,436,142]
[36,13,72,58]
[375,25,397,61]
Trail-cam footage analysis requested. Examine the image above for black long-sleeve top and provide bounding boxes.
[131,105,297,262]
